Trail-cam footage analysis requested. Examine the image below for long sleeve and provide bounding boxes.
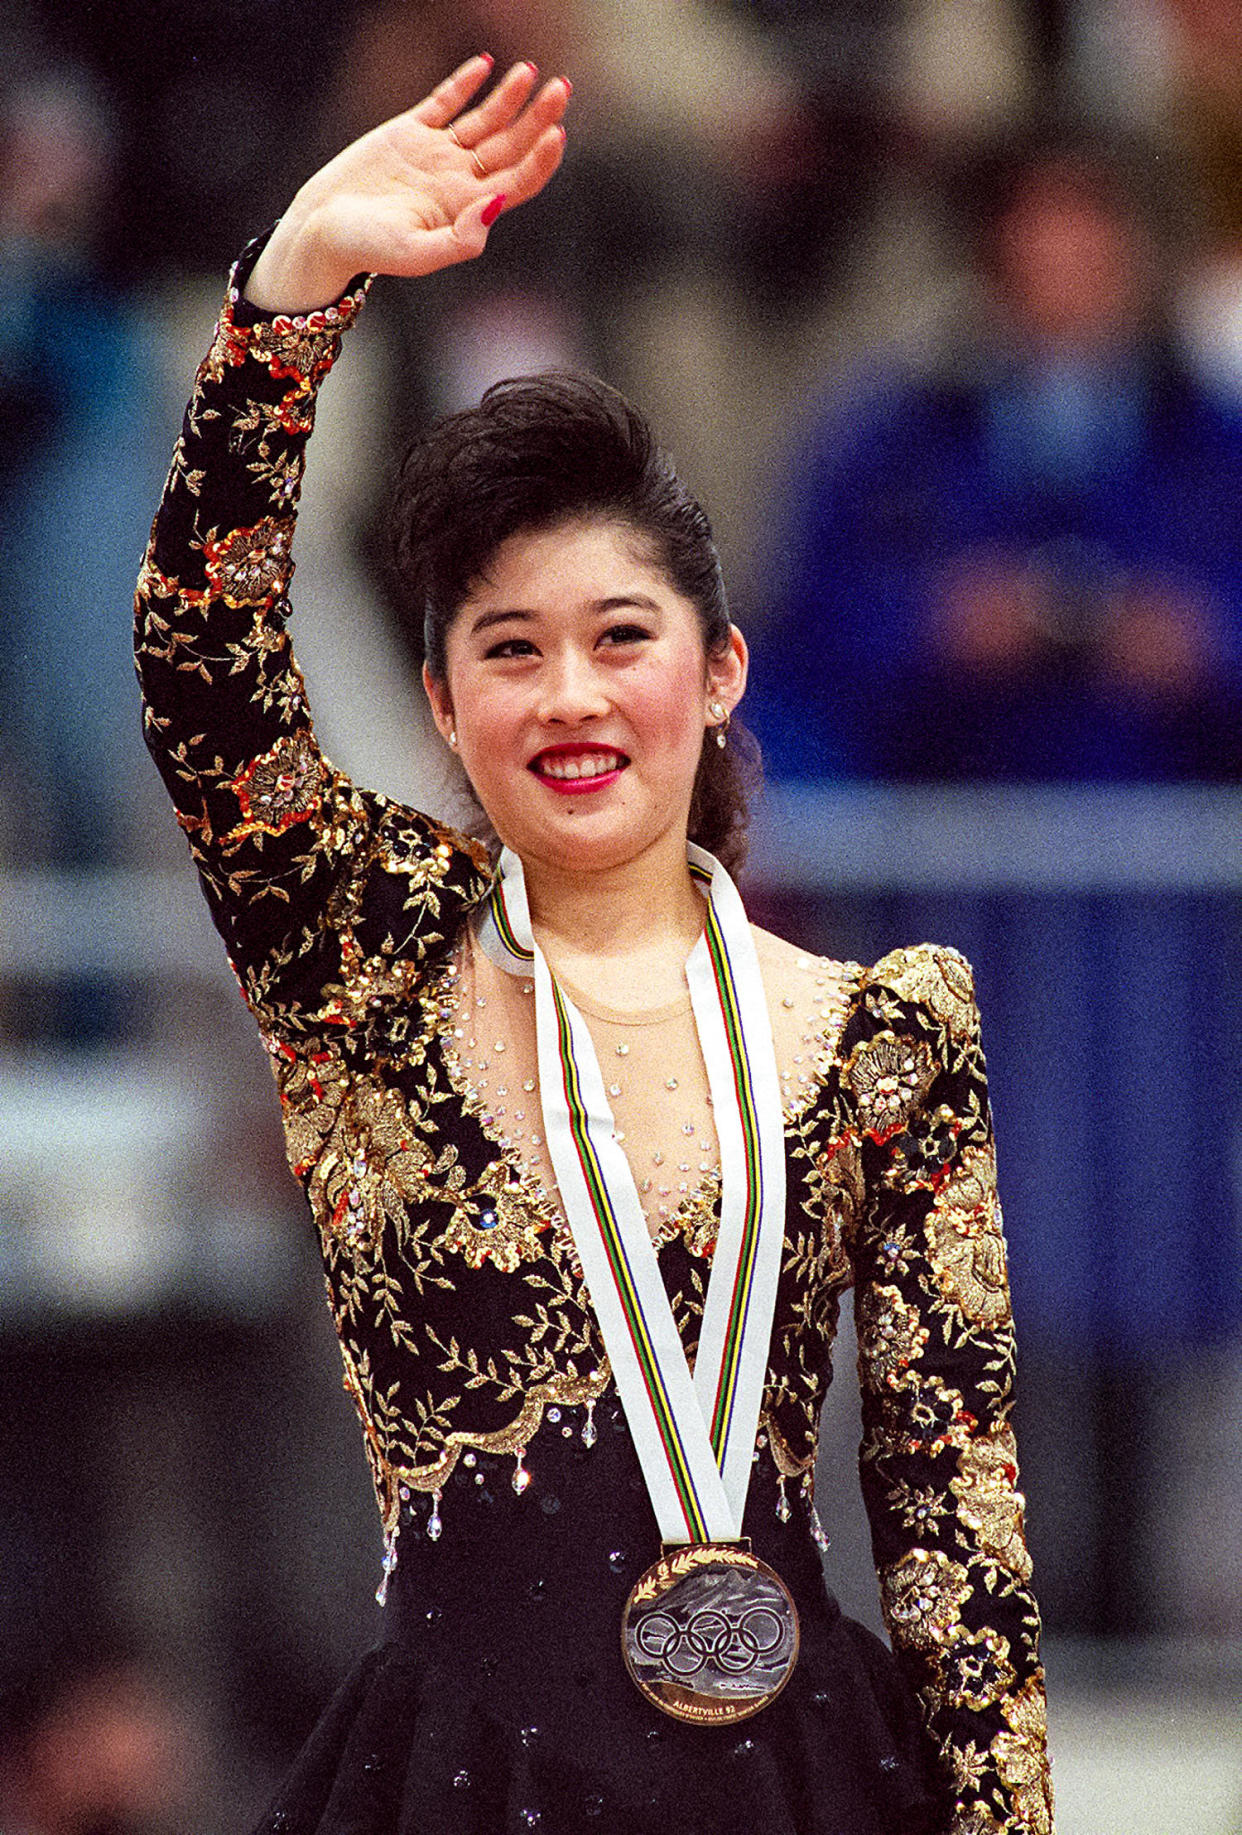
[134,244,490,1039]
[846,944,1053,1834]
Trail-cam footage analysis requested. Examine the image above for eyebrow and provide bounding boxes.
[469,594,662,637]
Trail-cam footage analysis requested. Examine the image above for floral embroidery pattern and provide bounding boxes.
[203,516,294,607]
[993,1680,1054,1833]
[935,1627,1016,1712]
[950,1426,1033,1580]
[227,730,326,839]
[856,1282,929,1386]
[846,1030,938,1141]
[281,1052,436,1259]
[926,1145,1012,1329]
[881,1547,972,1651]
[443,1174,553,1273]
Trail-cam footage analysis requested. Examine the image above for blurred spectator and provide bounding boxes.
[1152,0,1242,399]
[0,1651,197,1835]
[0,62,170,1037]
[1068,2,1242,393]
[748,124,1242,781]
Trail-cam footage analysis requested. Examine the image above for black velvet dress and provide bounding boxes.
[134,243,1054,1835]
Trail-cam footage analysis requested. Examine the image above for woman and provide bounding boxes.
[135,55,1053,1835]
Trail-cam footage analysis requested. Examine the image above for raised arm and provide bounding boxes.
[846,946,1054,1834]
[135,60,569,1033]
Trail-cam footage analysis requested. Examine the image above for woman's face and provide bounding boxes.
[423,517,746,880]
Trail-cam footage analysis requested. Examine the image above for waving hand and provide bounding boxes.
[247,56,570,313]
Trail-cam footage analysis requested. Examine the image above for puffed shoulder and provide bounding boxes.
[859,941,980,1038]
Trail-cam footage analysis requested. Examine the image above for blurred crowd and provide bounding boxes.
[3,0,1242,1822]
[6,0,1242,873]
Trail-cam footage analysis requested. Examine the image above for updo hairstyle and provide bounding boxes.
[390,373,757,873]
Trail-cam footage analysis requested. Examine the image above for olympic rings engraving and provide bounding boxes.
[634,1602,789,1679]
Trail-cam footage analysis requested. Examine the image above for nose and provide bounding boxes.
[536,645,610,726]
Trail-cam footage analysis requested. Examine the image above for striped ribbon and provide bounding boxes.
[476,845,786,1545]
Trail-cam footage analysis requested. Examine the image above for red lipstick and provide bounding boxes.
[529,743,628,797]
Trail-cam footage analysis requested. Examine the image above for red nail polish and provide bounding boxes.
[560,77,573,95]
[481,194,506,228]
[524,61,539,76]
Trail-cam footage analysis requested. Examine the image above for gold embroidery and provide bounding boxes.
[199,314,249,385]
[950,1806,1005,1835]
[203,515,295,608]
[992,1678,1054,1834]
[934,1627,1016,1713]
[200,274,369,391]
[871,943,979,1037]
[950,1427,1033,1580]
[949,1742,991,1795]
[245,317,348,389]
[814,1134,865,1252]
[926,1145,1013,1329]
[226,730,326,839]
[372,1367,614,1528]
[846,1030,938,1140]
[881,1547,972,1651]
[884,1477,953,1537]
[443,1172,554,1273]
[856,1282,929,1386]
[870,1369,974,1459]
[280,1053,435,1260]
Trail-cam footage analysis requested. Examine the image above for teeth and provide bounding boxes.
[539,752,620,781]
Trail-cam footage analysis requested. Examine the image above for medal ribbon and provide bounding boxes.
[477,844,786,1544]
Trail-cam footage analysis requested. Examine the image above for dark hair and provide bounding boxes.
[391,372,758,871]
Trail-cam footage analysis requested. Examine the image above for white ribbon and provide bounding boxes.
[477,844,786,1545]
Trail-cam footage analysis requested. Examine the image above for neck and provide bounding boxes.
[519,836,706,1006]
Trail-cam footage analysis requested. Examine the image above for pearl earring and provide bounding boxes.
[708,700,729,748]
[448,728,458,748]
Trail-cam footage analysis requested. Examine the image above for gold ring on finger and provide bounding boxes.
[447,123,489,178]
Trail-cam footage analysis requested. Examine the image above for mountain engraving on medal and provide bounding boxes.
[622,1544,800,1724]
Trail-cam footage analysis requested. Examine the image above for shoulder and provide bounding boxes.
[751,926,862,1110]
[858,941,981,1040]
[751,923,861,1004]
[846,945,991,1147]
[752,928,980,1031]
[337,793,493,968]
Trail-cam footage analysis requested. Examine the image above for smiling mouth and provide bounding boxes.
[529,746,629,791]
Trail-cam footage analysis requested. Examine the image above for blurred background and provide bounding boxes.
[1,0,1240,1828]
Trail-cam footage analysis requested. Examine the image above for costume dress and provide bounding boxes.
[134,246,1055,1835]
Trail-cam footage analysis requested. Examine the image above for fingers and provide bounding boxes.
[484,120,568,212]
[415,106,566,277]
[410,190,509,275]
[413,53,496,129]
[472,76,571,179]
[449,59,542,145]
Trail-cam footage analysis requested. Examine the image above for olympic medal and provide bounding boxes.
[621,1543,800,1725]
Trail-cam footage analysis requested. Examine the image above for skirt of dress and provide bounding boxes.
[250,1396,942,1835]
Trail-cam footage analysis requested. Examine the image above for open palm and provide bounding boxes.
[247,56,570,312]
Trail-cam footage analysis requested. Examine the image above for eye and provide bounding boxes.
[483,636,539,659]
[599,622,653,647]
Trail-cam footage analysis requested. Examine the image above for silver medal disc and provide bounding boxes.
[621,1542,800,1725]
